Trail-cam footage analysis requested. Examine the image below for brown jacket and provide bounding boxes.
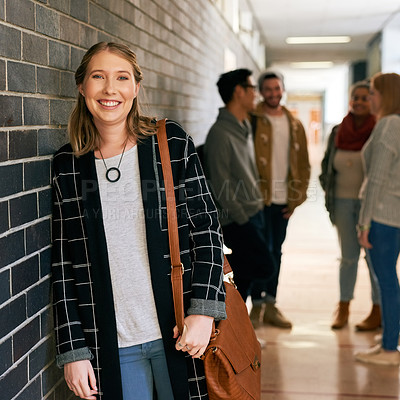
[251,103,310,212]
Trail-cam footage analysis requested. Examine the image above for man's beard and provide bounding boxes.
[265,98,281,108]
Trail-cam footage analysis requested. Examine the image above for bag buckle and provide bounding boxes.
[251,356,261,371]
[209,328,220,341]
[171,263,184,274]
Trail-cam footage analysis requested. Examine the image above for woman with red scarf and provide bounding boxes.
[320,81,380,330]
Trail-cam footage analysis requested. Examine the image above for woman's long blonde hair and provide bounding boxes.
[69,42,156,156]
[371,72,400,119]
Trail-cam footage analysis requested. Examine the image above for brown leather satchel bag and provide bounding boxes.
[157,119,261,400]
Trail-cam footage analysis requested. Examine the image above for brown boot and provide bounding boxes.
[331,301,349,329]
[355,304,381,331]
[250,304,263,329]
[263,303,292,329]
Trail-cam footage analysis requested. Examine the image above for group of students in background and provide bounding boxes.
[203,68,400,368]
[51,41,400,400]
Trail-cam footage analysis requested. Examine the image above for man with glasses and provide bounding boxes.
[204,68,275,308]
[249,71,310,329]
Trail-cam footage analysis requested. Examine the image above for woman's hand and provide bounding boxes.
[64,360,98,399]
[282,207,293,219]
[173,315,214,358]
[358,229,372,249]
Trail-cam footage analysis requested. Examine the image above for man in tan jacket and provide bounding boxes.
[250,71,310,328]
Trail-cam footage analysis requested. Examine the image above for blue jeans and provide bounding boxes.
[118,339,174,400]
[334,198,380,304]
[251,204,288,303]
[367,220,400,351]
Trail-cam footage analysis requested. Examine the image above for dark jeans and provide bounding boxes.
[222,210,275,301]
[251,204,289,302]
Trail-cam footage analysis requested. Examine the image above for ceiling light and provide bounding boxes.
[290,61,334,69]
[286,36,351,44]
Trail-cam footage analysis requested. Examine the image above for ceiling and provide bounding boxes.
[246,0,400,66]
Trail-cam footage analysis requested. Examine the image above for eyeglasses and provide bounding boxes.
[241,83,257,90]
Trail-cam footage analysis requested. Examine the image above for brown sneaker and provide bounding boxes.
[355,304,381,331]
[331,301,349,329]
[263,303,292,329]
[250,304,263,329]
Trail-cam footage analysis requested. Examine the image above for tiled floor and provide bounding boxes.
[256,145,400,400]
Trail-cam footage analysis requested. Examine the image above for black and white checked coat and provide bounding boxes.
[51,120,226,400]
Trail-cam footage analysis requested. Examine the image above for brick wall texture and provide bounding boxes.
[0,1,261,399]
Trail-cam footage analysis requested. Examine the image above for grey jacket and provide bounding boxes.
[204,108,263,226]
[319,125,338,223]
[359,114,400,228]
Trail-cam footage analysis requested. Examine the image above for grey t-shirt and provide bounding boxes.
[95,145,162,348]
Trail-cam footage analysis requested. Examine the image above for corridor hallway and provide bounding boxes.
[256,144,400,399]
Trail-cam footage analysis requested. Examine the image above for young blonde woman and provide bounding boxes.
[320,81,380,330]
[51,42,226,399]
[355,72,400,366]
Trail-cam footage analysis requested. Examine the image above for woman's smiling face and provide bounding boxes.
[79,50,139,133]
[349,87,370,117]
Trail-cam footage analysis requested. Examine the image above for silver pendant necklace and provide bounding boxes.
[98,140,128,183]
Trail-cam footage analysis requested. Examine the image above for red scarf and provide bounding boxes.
[335,112,376,151]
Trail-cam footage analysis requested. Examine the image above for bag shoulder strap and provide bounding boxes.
[156,119,185,334]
